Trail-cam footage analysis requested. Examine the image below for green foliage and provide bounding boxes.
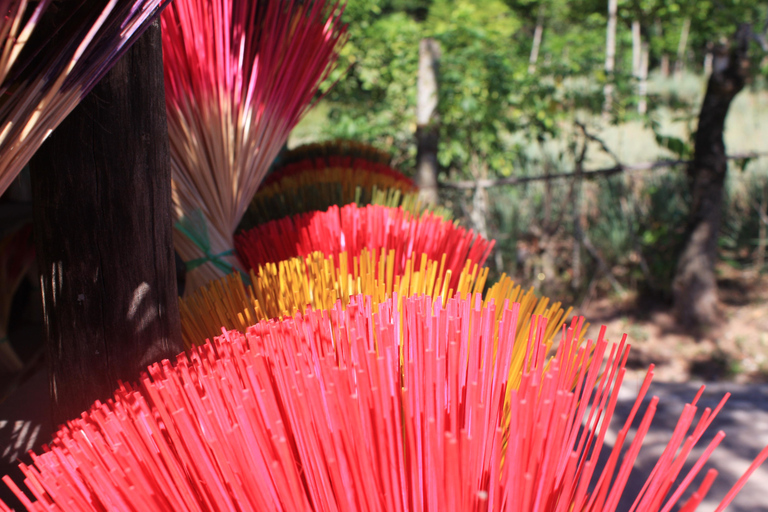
[305,0,768,301]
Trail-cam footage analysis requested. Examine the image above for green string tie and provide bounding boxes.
[175,209,251,284]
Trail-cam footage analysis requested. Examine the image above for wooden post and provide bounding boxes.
[528,4,545,74]
[416,38,441,205]
[29,20,183,426]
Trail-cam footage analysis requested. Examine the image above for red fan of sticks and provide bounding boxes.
[162,0,348,291]
[2,294,767,511]
[0,0,172,196]
[260,153,416,190]
[236,203,494,291]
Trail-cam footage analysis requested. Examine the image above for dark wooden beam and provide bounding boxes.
[29,20,183,427]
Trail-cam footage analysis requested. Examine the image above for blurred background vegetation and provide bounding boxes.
[290,0,768,309]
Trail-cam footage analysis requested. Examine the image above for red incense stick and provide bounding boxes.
[162,0,348,291]
[236,203,495,291]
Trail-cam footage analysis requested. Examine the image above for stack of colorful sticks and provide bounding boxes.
[4,295,767,510]
[0,0,174,196]
[162,0,348,292]
[236,203,487,280]
[244,140,442,227]
[179,248,572,350]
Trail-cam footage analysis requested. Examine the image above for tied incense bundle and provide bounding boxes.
[2,295,767,510]
[0,0,173,196]
[162,0,348,292]
[236,203,494,292]
[179,248,573,350]
[244,143,422,226]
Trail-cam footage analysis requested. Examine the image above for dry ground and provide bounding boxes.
[581,265,768,383]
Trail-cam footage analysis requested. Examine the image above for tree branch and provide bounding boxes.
[440,151,768,190]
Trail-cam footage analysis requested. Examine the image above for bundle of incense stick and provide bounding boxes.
[3,295,767,510]
[245,161,422,227]
[277,140,394,167]
[179,248,573,350]
[0,0,173,197]
[242,140,451,230]
[162,0,348,292]
[236,203,494,291]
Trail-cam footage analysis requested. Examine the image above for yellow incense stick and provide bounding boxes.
[179,251,583,387]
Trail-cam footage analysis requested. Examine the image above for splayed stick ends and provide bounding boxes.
[0,0,172,196]
[3,294,767,511]
[236,203,494,289]
[244,141,425,227]
[162,0,348,291]
[179,249,573,350]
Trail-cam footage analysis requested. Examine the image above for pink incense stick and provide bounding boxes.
[1,294,766,511]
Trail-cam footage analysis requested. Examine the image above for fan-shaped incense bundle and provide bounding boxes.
[162,0,348,292]
[3,295,766,511]
[179,248,572,350]
[236,203,494,291]
[246,161,419,226]
[242,140,454,228]
[277,140,394,167]
[0,0,172,196]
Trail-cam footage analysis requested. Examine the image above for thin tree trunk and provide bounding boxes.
[30,21,183,426]
[654,18,671,77]
[632,20,642,77]
[661,54,671,76]
[755,189,767,272]
[529,4,545,74]
[675,18,691,79]
[416,38,441,205]
[638,42,649,114]
[603,0,618,119]
[672,24,751,330]
[468,155,489,241]
[704,42,714,75]
[538,161,556,291]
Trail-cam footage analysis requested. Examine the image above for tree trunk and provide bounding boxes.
[638,42,649,114]
[528,5,545,74]
[654,18,671,77]
[603,0,618,119]
[30,20,183,427]
[632,20,642,77]
[674,18,691,79]
[672,24,751,330]
[755,188,767,273]
[661,54,671,76]
[704,42,714,75]
[416,38,441,205]
[468,155,489,241]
